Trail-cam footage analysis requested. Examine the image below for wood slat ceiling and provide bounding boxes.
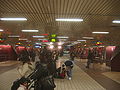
[0,0,120,45]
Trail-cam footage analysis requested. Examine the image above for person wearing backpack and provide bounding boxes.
[64,60,74,80]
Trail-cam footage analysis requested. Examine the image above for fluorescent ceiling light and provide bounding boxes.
[19,38,28,40]
[56,18,83,22]
[0,18,27,21]
[32,36,44,38]
[58,39,67,41]
[22,30,39,32]
[38,39,47,40]
[8,35,20,38]
[82,37,94,39]
[0,29,4,31]
[77,40,86,41]
[112,20,120,23]
[57,36,69,39]
[92,32,109,34]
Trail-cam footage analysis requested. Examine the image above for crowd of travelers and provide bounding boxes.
[11,45,101,90]
[11,46,60,90]
[11,45,75,90]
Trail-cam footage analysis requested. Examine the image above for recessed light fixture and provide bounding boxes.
[56,18,83,22]
[32,36,45,38]
[92,32,109,34]
[112,20,120,23]
[22,30,39,32]
[0,29,4,31]
[0,18,27,21]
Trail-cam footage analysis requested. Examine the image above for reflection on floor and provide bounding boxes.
[0,61,19,74]
[55,65,105,90]
[0,56,105,90]
[0,61,19,66]
[76,59,111,72]
[0,56,120,90]
[102,72,120,84]
[75,58,120,90]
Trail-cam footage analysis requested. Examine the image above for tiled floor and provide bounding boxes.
[0,61,19,66]
[0,68,20,90]
[55,65,105,90]
[0,56,120,90]
[0,60,20,74]
[75,58,120,90]
[102,72,120,84]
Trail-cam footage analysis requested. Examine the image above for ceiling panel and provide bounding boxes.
[0,0,120,45]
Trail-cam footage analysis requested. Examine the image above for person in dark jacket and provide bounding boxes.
[29,49,36,62]
[86,50,94,68]
[30,49,56,90]
[70,52,75,61]
[18,49,30,62]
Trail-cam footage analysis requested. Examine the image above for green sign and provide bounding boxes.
[51,38,56,42]
[49,34,58,42]
[51,34,57,37]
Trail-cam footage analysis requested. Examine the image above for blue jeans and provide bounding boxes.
[66,66,72,77]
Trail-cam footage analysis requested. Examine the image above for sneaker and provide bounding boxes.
[68,77,71,80]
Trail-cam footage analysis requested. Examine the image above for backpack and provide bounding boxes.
[64,60,73,66]
[11,79,21,90]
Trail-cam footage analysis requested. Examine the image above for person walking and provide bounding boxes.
[70,52,75,61]
[86,50,94,68]
[64,60,74,80]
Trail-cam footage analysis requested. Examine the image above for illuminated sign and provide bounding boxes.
[49,34,58,42]
[96,41,103,45]
[51,39,56,42]
[51,34,57,37]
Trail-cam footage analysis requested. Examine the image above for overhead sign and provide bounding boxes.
[49,34,58,42]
